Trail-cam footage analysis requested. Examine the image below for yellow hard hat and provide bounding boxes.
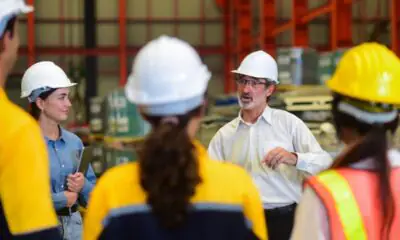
[327,43,400,105]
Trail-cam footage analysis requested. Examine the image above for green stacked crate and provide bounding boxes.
[318,52,334,85]
[277,47,319,85]
[317,48,348,85]
[104,147,116,169]
[105,88,151,139]
[105,92,117,137]
[332,48,348,69]
[90,143,106,176]
[277,48,292,85]
[89,97,105,135]
[114,148,137,165]
[101,147,138,171]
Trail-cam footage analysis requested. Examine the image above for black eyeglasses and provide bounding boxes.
[235,75,267,87]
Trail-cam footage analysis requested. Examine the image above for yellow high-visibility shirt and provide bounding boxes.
[0,88,60,239]
[84,141,267,240]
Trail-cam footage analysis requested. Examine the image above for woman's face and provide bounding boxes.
[38,88,71,122]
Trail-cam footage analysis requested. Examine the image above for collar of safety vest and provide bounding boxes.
[236,105,272,128]
[193,139,207,158]
[0,87,8,102]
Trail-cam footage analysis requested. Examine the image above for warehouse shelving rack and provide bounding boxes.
[18,0,400,94]
[220,0,400,93]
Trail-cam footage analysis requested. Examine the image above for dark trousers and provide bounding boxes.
[264,203,296,240]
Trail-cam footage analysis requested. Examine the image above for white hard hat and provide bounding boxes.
[125,35,211,116]
[232,50,279,83]
[0,0,33,35]
[20,61,76,99]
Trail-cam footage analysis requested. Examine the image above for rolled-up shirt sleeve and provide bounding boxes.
[292,119,333,175]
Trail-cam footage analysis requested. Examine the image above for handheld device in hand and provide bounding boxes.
[76,146,93,174]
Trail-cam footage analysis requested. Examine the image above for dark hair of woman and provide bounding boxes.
[138,105,203,229]
[331,93,398,239]
[29,89,57,120]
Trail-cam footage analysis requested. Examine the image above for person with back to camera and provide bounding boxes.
[83,35,267,240]
[291,42,400,240]
[0,1,61,239]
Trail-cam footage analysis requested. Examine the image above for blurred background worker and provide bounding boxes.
[20,61,97,240]
[0,1,61,239]
[292,43,400,240]
[208,50,332,240]
[83,35,267,240]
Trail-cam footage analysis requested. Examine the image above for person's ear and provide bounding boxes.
[35,98,46,111]
[266,84,276,97]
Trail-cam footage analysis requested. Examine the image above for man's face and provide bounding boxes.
[236,74,275,110]
[0,19,20,77]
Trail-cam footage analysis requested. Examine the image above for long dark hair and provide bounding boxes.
[331,93,398,238]
[138,105,203,229]
[29,89,57,120]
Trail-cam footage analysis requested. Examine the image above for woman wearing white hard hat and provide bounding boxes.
[20,61,97,240]
[83,35,267,240]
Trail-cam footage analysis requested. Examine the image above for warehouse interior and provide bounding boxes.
[5,0,400,177]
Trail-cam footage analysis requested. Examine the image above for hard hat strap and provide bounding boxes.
[28,87,53,103]
[338,101,398,124]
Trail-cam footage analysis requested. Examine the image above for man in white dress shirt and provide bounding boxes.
[207,50,333,240]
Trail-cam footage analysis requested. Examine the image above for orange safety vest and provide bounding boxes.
[305,168,400,240]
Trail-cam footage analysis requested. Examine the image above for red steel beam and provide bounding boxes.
[118,0,127,86]
[391,0,400,55]
[18,46,225,56]
[300,3,332,24]
[292,0,308,46]
[18,17,222,24]
[272,21,293,36]
[17,45,335,56]
[330,0,352,49]
[260,0,276,57]
[235,0,252,62]
[26,0,35,66]
[19,16,389,24]
[223,0,234,93]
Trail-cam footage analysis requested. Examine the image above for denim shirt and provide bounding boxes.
[46,127,96,210]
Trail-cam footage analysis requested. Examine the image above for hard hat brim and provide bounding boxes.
[20,5,34,14]
[20,82,77,98]
[231,70,279,84]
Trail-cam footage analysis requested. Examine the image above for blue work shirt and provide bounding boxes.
[45,127,96,210]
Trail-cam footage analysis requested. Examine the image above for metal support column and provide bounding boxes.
[118,0,127,86]
[330,0,352,49]
[391,0,400,55]
[292,0,308,46]
[84,0,98,121]
[235,0,252,62]
[260,0,276,56]
[223,0,233,93]
[26,0,35,66]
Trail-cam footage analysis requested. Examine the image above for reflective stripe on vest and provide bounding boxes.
[316,170,367,239]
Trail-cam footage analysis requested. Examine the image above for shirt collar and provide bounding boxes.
[234,106,272,130]
[45,126,66,144]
